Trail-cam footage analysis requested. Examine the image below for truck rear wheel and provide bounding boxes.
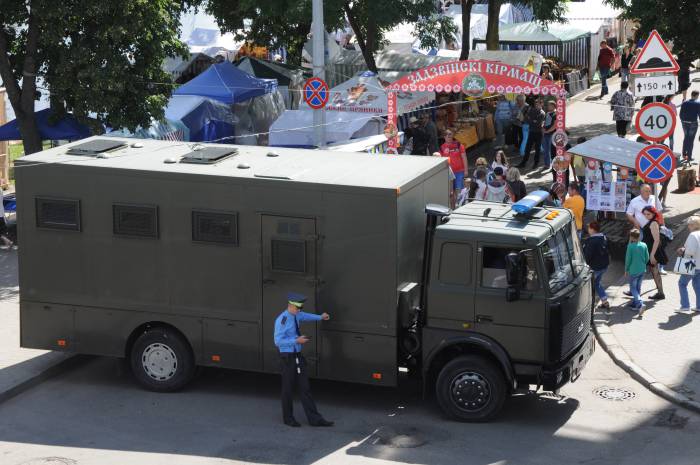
[130,328,195,392]
[436,355,506,422]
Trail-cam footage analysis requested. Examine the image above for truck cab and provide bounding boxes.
[408,196,595,421]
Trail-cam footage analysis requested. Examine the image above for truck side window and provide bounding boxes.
[481,247,539,290]
[271,239,306,273]
[438,242,472,285]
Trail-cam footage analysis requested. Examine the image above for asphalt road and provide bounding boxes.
[0,346,698,465]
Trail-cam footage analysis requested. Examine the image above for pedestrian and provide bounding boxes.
[619,46,633,83]
[469,168,488,201]
[274,292,333,427]
[485,166,512,203]
[583,221,610,309]
[0,184,14,250]
[494,95,514,148]
[662,95,677,151]
[491,150,509,172]
[610,82,635,137]
[439,129,467,208]
[625,228,649,316]
[404,116,430,155]
[544,182,566,207]
[422,112,440,154]
[677,53,694,102]
[679,90,700,163]
[597,40,615,98]
[640,206,667,300]
[506,167,527,202]
[676,215,700,313]
[518,99,545,169]
[473,156,489,178]
[563,182,585,239]
[512,94,528,152]
[542,100,557,171]
[626,184,663,234]
[540,64,554,81]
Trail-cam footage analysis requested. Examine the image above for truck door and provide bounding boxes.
[261,215,319,375]
[474,244,546,362]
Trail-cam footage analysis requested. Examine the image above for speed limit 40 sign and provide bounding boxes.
[635,102,676,142]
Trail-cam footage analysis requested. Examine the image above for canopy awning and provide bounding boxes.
[567,134,648,169]
[479,21,590,44]
[269,110,382,147]
[0,109,91,141]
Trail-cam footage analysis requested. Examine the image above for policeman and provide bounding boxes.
[273,292,334,427]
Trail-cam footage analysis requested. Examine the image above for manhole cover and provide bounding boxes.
[366,426,426,448]
[593,386,636,401]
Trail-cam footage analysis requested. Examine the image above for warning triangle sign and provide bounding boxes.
[630,30,679,74]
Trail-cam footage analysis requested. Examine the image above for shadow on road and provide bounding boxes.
[0,251,18,300]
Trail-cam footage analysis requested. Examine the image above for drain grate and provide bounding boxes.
[593,386,636,401]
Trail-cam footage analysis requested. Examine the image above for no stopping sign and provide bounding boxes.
[634,103,676,142]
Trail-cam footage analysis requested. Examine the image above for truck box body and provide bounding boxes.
[15,137,448,387]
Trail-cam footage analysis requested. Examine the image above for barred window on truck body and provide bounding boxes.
[192,210,238,245]
[35,198,81,231]
[271,239,306,273]
[113,204,158,238]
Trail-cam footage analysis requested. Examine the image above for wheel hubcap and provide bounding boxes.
[142,343,178,381]
[450,372,491,412]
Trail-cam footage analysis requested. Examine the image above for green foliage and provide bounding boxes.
[0,0,192,140]
[206,0,456,67]
[605,0,699,56]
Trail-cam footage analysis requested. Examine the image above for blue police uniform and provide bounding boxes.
[274,292,333,427]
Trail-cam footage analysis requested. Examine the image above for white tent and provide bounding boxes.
[179,9,243,60]
[567,134,647,168]
[269,110,383,147]
[300,71,434,115]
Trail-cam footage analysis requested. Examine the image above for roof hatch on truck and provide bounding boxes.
[180,146,238,165]
[65,139,128,156]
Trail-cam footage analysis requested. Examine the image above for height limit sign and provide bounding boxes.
[634,76,677,97]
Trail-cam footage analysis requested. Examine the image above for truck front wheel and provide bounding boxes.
[130,328,195,392]
[436,355,507,422]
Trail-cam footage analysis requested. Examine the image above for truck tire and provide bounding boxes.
[130,328,195,392]
[436,355,507,422]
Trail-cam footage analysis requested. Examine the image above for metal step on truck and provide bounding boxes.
[15,137,594,421]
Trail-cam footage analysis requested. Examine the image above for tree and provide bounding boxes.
[460,0,476,59]
[605,0,699,58]
[482,0,570,51]
[0,1,191,154]
[206,0,456,73]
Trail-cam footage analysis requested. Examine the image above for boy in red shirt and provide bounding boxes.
[439,129,467,208]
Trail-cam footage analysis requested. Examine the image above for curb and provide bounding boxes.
[593,279,700,414]
[0,354,81,405]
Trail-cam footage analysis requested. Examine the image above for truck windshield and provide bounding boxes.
[542,221,585,293]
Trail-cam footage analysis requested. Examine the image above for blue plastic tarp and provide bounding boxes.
[173,61,277,105]
[165,95,237,143]
[0,109,90,141]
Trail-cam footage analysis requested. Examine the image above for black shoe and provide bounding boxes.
[650,293,665,300]
[284,419,301,427]
[310,419,334,427]
[623,290,632,297]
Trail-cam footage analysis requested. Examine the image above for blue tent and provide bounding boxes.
[0,109,91,141]
[173,61,277,104]
[165,95,237,143]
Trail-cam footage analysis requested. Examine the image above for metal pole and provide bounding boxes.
[312,0,326,148]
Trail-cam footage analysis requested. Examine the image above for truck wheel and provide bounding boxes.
[130,328,194,392]
[436,355,507,422]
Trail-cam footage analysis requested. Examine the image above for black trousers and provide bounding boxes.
[280,353,323,424]
[513,125,524,149]
[616,120,629,137]
[522,131,543,166]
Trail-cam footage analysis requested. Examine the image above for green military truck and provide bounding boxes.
[15,137,594,421]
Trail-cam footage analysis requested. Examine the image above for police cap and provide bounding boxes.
[287,292,307,307]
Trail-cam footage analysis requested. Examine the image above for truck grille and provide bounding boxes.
[549,291,592,361]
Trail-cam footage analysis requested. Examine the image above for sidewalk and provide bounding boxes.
[0,251,73,403]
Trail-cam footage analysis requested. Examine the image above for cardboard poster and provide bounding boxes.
[586,181,627,212]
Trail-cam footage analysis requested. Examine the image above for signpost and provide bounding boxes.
[634,76,677,97]
[630,30,679,74]
[634,102,676,142]
[635,144,676,184]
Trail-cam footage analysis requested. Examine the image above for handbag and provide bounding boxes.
[673,253,697,275]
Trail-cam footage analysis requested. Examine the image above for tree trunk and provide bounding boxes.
[16,114,43,154]
[486,0,501,51]
[343,3,378,73]
[460,0,475,60]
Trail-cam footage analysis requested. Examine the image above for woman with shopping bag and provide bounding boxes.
[675,216,700,313]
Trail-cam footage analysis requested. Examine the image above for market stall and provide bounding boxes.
[236,57,307,109]
[269,110,383,148]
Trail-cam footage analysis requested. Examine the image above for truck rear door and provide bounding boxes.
[261,215,319,375]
